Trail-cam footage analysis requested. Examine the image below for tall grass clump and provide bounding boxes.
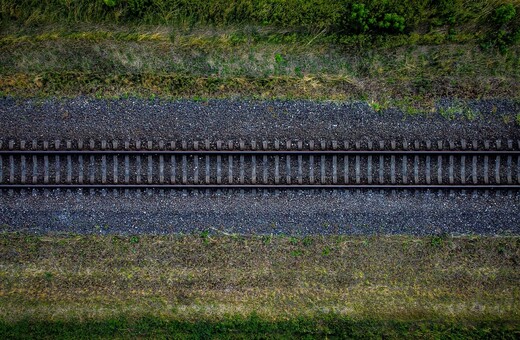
[1,1,519,38]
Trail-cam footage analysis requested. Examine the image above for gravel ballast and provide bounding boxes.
[1,97,519,235]
[1,190,519,235]
[1,97,519,142]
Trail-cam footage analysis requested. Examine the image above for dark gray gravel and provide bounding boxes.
[1,190,519,235]
[1,97,519,142]
[1,97,519,236]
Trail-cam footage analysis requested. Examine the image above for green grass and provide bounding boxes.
[2,0,519,36]
[1,316,518,339]
[0,233,519,337]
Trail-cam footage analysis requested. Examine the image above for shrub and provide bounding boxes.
[378,13,405,33]
[345,3,406,34]
[482,2,519,53]
[349,3,372,33]
[494,3,516,25]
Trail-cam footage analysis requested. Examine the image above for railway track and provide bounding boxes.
[1,139,520,190]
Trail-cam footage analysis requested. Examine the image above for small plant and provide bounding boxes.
[274,53,285,64]
[262,235,272,245]
[378,13,405,33]
[291,250,303,257]
[430,236,443,248]
[274,54,287,75]
[289,237,299,245]
[302,236,313,247]
[130,236,139,244]
[438,106,457,120]
[44,272,53,281]
[322,246,331,256]
[200,230,210,244]
[103,0,117,7]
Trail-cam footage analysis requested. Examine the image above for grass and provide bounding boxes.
[1,1,519,106]
[0,24,519,110]
[0,232,519,337]
[1,0,519,34]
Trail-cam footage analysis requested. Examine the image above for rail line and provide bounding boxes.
[1,139,520,190]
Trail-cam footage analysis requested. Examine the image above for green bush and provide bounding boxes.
[482,2,519,53]
[378,12,405,32]
[345,3,406,34]
[494,3,517,25]
[349,3,372,33]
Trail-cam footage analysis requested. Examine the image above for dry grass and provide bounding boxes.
[1,233,519,324]
[1,26,518,107]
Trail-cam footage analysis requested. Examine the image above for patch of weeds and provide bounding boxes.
[262,234,272,245]
[438,106,458,120]
[294,67,303,78]
[438,101,478,121]
[43,272,53,281]
[464,107,479,121]
[200,230,210,244]
[192,96,208,102]
[289,237,299,246]
[369,100,389,113]
[274,53,285,64]
[497,242,507,255]
[274,53,287,75]
[129,235,139,244]
[302,236,313,247]
[290,249,303,257]
[430,235,444,248]
[322,246,331,256]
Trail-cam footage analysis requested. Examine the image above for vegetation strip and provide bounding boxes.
[1,233,519,336]
[1,317,518,338]
[1,1,519,103]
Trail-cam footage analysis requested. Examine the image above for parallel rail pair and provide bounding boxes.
[1,139,520,189]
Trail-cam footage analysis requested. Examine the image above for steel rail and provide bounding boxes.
[1,150,519,155]
[1,184,519,189]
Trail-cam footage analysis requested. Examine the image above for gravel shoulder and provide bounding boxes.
[1,190,519,235]
[1,97,519,142]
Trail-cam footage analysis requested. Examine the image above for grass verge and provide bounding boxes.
[1,25,519,110]
[1,232,519,337]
